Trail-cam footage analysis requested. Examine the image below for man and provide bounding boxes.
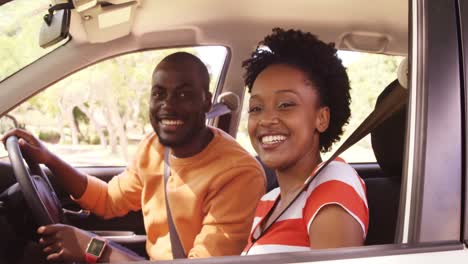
[2,52,265,262]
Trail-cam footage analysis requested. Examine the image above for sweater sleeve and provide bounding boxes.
[72,135,154,219]
[187,165,266,258]
[72,167,144,219]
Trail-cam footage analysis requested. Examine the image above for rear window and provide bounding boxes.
[237,51,404,163]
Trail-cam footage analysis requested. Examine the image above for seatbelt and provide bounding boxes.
[205,92,240,120]
[163,148,187,259]
[205,102,231,119]
[247,81,408,249]
[162,94,238,259]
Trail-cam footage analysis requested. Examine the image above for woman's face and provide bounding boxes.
[248,64,329,170]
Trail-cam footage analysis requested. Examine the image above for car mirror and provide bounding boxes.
[39,6,71,48]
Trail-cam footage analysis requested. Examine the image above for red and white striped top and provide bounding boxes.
[242,159,368,255]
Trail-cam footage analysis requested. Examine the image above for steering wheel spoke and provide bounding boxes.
[5,136,62,226]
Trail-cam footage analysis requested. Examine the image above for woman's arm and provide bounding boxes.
[308,204,364,249]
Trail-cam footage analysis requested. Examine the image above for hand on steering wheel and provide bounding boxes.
[2,129,62,226]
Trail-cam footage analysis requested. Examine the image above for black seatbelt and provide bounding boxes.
[246,81,408,251]
[163,148,187,259]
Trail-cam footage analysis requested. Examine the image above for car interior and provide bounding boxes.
[0,0,410,263]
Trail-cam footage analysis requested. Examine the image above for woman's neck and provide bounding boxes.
[276,148,322,200]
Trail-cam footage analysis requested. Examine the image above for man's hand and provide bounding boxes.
[37,224,93,263]
[37,224,146,263]
[1,128,54,165]
[2,128,89,198]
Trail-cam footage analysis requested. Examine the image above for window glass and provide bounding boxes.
[0,0,67,82]
[0,46,227,166]
[237,51,404,163]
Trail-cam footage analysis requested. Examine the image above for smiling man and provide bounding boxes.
[2,52,265,263]
[150,53,214,157]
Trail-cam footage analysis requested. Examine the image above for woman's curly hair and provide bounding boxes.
[242,28,351,152]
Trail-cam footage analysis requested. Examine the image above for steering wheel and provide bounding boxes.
[5,136,62,226]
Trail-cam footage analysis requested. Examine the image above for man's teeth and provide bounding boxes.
[261,135,287,145]
[161,119,184,126]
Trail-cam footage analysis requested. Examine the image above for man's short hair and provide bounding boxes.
[159,52,210,93]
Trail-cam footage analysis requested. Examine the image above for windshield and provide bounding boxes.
[0,0,67,82]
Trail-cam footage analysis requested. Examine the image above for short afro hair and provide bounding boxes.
[242,28,351,152]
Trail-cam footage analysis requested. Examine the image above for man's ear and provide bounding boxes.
[204,91,213,113]
[316,106,330,133]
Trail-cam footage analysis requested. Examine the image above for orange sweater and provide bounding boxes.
[74,127,266,260]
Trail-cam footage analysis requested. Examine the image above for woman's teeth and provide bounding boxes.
[261,135,287,145]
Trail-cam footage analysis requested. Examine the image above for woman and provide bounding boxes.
[242,28,368,255]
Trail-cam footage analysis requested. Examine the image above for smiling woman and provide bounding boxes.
[242,28,368,255]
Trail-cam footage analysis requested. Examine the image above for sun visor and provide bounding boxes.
[73,0,140,43]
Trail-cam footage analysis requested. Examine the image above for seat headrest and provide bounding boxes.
[371,79,407,177]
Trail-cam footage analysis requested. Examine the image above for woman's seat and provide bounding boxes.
[365,79,406,245]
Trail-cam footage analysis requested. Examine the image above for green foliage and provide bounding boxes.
[328,53,403,161]
[38,130,61,144]
[0,0,64,81]
[346,53,403,131]
[7,45,222,151]
[73,106,90,124]
[80,133,101,145]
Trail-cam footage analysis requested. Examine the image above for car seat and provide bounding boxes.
[256,157,277,192]
[364,79,406,245]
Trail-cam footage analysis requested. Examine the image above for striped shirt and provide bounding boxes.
[242,159,368,255]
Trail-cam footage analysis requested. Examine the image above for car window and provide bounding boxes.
[0,46,227,166]
[237,51,404,163]
[0,0,68,82]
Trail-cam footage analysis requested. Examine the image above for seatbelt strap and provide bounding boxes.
[163,148,187,259]
[161,95,238,258]
[251,82,408,245]
[322,80,408,170]
[205,102,231,120]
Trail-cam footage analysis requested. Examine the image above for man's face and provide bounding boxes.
[149,62,211,147]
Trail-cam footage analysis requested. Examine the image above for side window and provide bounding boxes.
[1,46,227,166]
[237,51,403,163]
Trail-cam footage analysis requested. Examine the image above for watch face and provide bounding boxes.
[87,238,106,256]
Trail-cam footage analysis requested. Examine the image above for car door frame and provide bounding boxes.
[457,0,468,247]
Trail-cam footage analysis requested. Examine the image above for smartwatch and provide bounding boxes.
[85,237,107,263]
